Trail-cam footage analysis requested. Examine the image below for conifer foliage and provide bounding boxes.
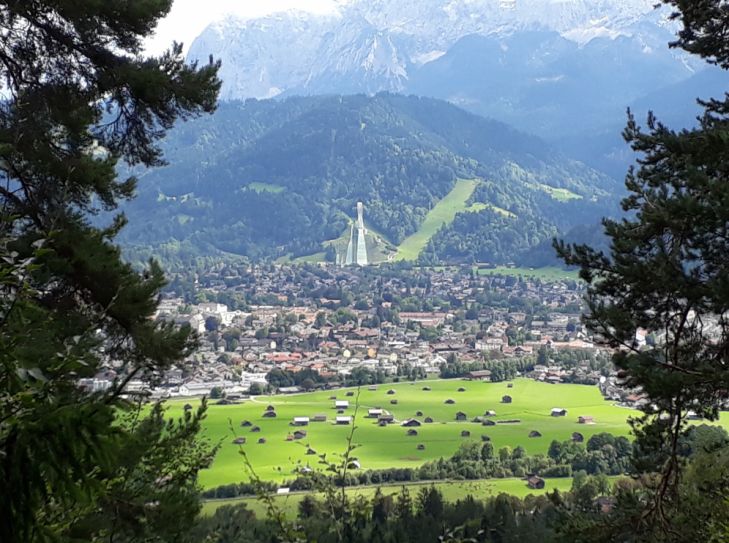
[0,1,220,541]
[556,0,729,538]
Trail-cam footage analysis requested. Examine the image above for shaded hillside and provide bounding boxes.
[407,29,690,139]
[119,94,621,266]
[557,66,729,179]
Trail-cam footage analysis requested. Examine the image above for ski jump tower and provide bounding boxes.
[344,202,369,266]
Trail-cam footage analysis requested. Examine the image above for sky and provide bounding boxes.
[145,0,341,55]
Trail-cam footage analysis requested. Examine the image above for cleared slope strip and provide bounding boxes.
[396,179,483,261]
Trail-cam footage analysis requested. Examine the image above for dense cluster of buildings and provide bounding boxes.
[82,264,650,403]
[97,265,617,396]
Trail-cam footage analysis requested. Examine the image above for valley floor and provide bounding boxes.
[168,378,729,489]
[170,378,637,487]
[201,476,593,517]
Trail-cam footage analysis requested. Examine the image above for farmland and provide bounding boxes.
[170,379,639,489]
[201,477,585,517]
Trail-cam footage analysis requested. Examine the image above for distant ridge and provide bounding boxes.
[120,94,620,267]
[184,0,719,179]
[188,0,673,102]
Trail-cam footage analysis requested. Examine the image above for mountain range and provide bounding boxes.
[187,0,726,179]
[188,0,681,102]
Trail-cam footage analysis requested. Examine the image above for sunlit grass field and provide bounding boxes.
[246,182,285,194]
[536,184,583,202]
[201,477,587,517]
[167,379,640,488]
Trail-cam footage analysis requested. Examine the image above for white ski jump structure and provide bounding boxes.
[343,202,368,266]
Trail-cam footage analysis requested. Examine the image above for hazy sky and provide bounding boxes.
[145,0,340,54]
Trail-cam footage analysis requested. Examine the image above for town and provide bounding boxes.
[81,263,634,405]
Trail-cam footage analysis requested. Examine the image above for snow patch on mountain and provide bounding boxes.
[412,50,447,65]
[187,0,681,100]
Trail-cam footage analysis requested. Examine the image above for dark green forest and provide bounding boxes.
[118,94,620,267]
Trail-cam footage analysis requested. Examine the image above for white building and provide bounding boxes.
[199,302,228,314]
[188,314,205,334]
[240,372,269,389]
[178,380,242,397]
[78,378,113,393]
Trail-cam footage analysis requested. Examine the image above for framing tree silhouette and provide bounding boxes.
[0,1,220,540]
[556,0,729,537]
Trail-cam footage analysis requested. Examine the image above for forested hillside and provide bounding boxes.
[120,94,620,266]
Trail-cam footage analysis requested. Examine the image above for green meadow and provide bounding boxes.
[291,252,328,264]
[246,182,285,194]
[537,184,583,202]
[396,179,482,261]
[169,379,640,489]
[201,477,585,517]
